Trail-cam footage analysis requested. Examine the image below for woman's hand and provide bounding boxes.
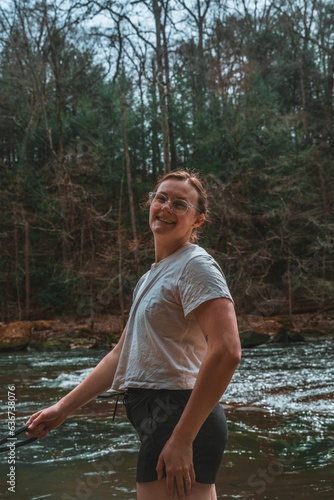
[156,435,195,499]
[25,402,69,439]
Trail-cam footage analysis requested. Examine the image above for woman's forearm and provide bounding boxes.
[58,325,126,415]
[26,326,126,436]
[57,349,120,416]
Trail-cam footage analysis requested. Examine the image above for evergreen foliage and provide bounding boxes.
[0,0,333,321]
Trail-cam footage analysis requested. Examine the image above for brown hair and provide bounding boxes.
[152,169,209,243]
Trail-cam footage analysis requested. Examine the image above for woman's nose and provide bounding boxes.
[161,200,172,211]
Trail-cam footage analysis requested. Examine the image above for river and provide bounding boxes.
[0,340,333,499]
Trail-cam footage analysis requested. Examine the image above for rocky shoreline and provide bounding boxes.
[0,312,333,352]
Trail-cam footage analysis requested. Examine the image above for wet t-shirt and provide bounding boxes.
[112,244,233,390]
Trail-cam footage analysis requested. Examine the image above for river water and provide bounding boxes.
[0,340,333,499]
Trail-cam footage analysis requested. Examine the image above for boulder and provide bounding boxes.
[238,314,281,348]
[270,327,305,343]
[0,316,122,351]
[239,330,270,348]
[0,312,332,351]
[0,321,31,351]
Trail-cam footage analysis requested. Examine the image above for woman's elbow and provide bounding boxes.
[223,339,242,368]
[232,343,242,366]
[210,340,241,370]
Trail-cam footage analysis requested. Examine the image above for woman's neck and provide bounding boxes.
[154,238,191,263]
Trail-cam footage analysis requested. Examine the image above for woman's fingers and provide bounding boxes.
[25,418,49,438]
[25,404,65,438]
[157,437,195,498]
[184,475,192,494]
[174,466,195,498]
[25,412,44,436]
[174,474,187,499]
[26,411,42,427]
[156,454,164,481]
[165,468,195,499]
[27,423,49,439]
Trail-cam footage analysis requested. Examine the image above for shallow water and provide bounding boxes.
[0,340,333,499]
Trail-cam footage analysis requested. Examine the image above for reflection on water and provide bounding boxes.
[0,341,333,499]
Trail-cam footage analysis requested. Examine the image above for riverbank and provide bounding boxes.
[0,311,333,351]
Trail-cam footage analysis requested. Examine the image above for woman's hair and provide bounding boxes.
[151,169,209,243]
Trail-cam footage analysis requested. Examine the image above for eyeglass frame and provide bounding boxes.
[149,192,202,215]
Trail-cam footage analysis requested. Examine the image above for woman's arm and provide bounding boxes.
[156,298,241,498]
[26,325,127,438]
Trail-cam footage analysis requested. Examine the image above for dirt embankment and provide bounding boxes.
[0,312,333,352]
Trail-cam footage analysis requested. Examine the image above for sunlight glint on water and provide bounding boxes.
[0,341,333,499]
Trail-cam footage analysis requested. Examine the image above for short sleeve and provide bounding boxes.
[178,255,233,317]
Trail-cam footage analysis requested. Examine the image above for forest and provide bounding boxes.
[0,0,333,324]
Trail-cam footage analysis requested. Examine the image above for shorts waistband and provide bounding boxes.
[125,388,193,395]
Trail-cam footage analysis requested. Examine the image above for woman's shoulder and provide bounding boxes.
[185,243,210,259]
[184,244,218,268]
[179,246,225,282]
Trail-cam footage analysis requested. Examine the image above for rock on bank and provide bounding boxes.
[0,313,333,351]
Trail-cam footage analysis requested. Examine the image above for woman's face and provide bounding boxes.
[149,179,204,243]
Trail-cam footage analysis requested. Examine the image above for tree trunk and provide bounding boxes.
[117,174,126,325]
[121,92,139,271]
[24,217,30,319]
[14,223,22,321]
[151,57,161,178]
[152,0,170,173]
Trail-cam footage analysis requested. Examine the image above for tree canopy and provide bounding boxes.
[0,0,333,322]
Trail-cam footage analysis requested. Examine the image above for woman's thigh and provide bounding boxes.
[125,389,227,484]
[136,479,217,500]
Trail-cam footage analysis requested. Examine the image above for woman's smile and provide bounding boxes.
[156,214,175,225]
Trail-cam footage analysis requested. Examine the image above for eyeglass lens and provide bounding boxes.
[150,193,189,214]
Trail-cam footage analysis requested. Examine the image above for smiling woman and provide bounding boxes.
[148,170,208,253]
[25,170,241,500]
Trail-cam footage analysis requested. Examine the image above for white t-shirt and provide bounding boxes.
[112,244,233,391]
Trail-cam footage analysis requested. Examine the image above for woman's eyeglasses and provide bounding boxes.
[149,192,200,215]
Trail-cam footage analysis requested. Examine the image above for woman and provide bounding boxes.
[26,170,241,500]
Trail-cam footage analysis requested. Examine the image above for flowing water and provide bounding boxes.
[0,340,333,499]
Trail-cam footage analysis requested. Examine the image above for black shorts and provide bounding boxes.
[124,388,228,484]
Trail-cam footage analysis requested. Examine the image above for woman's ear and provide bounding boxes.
[193,213,205,228]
